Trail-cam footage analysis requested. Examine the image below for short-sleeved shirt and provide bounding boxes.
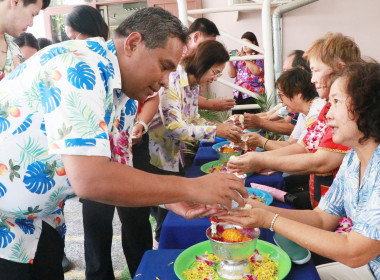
[0,38,136,263]
[0,33,22,81]
[301,103,351,207]
[149,64,216,172]
[319,145,380,279]
[291,98,326,141]
[232,59,264,99]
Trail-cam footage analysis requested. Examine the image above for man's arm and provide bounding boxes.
[62,155,247,208]
[198,95,236,111]
[243,113,294,136]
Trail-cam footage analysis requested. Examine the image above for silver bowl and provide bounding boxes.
[206,223,260,279]
[216,147,242,164]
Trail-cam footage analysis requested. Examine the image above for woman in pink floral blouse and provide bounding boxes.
[227,31,264,114]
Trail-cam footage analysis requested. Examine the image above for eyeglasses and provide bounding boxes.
[211,69,223,78]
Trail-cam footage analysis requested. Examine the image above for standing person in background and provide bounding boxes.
[227,31,264,115]
[0,0,50,80]
[187,18,236,112]
[13,32,39,61]
[64,5,109,41]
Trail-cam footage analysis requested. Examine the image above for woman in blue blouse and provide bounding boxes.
[220,61,380,280]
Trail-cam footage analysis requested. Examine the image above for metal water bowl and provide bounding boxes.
[206,223,260,279]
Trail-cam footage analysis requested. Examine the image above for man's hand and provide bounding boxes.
[216,123,242,142]
[165,202,228,219]
[189,173,248,209]
[243,113,262,129]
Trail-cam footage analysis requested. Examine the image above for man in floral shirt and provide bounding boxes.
[0,7,247,279]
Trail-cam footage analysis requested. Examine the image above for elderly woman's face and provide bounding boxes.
[327,77,360,147]
[309,58,333,99]
[199,63,226,85]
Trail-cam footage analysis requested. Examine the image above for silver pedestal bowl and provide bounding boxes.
[206,223,260,279]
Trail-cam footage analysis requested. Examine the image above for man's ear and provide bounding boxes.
[123,32,143,56]
[192,31,200,43]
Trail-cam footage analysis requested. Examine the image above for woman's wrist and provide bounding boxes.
[134,120,148,134]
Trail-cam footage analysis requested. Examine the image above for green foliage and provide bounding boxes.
[256,92,284,141]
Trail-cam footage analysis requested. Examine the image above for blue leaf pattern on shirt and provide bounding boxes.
[64,138,96,147]
[86,41,107,58]
[107,40,116,55]
[6,63,26,80]
[125,99,137,116]
[15,219,35,235]
[0,116,10,133]
[23,161,55,194]
[40,47,68,66]
[104,104,112,126]
[0,183,6,198]
[95,132,107,139]
[39,82,61,114]
[40,119,46,135]
[67,62,96,90]
[0,227,15,248]
[119,111,125,131]
[98,61,114,93]
[12,113,33,135]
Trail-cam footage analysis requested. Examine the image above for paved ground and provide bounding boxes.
[63,196,132,280]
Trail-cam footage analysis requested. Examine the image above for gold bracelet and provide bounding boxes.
[269,213,279,232]
[262,138,269,150]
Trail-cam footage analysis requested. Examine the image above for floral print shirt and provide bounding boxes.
[301,102,351,208]
[0,38,136,263]
[149,64,216,172]
[0,33,22,81]
[232,58,264,99]
[319,145,380,279]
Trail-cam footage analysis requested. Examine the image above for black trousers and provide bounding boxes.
[0,221,64,280]
[82,200,152,279]
[82,134,153,279]
[148,163,184,242]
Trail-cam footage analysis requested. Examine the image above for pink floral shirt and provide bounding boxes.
[232,58,264,99]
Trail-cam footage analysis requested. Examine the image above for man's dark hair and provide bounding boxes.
[276,67,316,101]
[333,61,380,144]
[188,18,219,37]
[114,7,188,49]
[37,37,52,49]
[13,32,39,50]
[289,50,310,72]
[65,5,109,41]
[182,40,229,81]
[23,0,50,10]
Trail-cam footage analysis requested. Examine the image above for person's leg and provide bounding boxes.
[32,221,65,280]
[117,206,152,277]
[82,199,116,280]
[153,206,168,245]
[0,258,31,280]
[317,262,375,280]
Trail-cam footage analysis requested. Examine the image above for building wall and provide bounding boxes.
[202,0,380,98]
